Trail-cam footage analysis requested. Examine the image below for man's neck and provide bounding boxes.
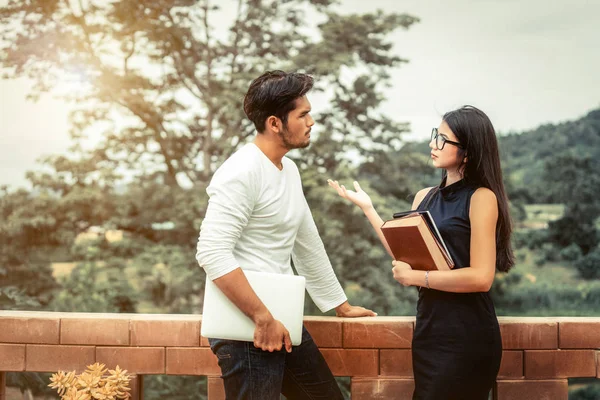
[253,133,288,170]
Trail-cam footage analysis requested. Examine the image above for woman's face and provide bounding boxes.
[429,120,464,171]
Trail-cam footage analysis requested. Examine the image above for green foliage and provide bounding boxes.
[143,375,207,400]
[501,108,600,203]
[0,0,418,190]
[490,270,523,298]
[574,248,600,280]
[494,279,600,316]
[559,243,583,262]
[0,188,61,309]
[500,111,600,271]
[569,379,600,400]
[534,243,560,266]
[51,260,137,313]
[5,372,58,399]
[548,213,599,255]
[132,244,205,313]
[0,0,419,320]
[512,229,549,250]
[540,154,600,255]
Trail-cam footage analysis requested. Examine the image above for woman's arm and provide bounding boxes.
[392,187,498,293]
[361,205,392,258]
[328,179,391,257]
[328,180,435,260]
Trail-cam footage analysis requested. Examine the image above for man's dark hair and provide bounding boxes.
[243,70,314,132]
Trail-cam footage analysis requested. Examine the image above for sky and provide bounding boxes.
[1,0,599,189]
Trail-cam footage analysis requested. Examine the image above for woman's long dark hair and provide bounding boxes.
[442,105,514,273]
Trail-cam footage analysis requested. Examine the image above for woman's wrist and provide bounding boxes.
[362,204,376,215]
[412,270,423,287]
[406,270,425,287]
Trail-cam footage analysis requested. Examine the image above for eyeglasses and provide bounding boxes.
[430,128,463,150]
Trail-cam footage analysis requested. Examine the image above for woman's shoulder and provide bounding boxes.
[472,187,497,202]
[412,186,436,209]
[470,187,498,214]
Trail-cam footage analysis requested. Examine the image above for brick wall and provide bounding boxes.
[0,312,598,399]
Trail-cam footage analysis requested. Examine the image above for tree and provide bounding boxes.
[500,107,600,203]
[0,0,420,315]
[543,154,600,254]
[1,0,417,189]
[0,187,63,309]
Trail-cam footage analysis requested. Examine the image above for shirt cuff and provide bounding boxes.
[313,293,348,313]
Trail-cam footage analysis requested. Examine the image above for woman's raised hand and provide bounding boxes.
[327,179,373,211]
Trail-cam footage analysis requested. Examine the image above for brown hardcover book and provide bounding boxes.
[381,213,453,271]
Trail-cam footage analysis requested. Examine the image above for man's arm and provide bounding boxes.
[196,168,291,352]
[291,199,376,317]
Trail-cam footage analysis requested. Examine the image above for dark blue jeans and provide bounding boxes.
[208,326,344,400]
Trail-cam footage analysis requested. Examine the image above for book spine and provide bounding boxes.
[417,223,451,270]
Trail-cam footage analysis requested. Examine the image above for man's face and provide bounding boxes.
[279,96,314,150]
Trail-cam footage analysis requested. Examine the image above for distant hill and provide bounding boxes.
[499,107,600,200]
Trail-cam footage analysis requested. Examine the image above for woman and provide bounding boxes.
[328,105,514,399]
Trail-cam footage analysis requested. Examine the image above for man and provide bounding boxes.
[196,70,376,399]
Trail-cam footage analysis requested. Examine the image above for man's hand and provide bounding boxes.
[253,313,292,353]
[335,301,377,317]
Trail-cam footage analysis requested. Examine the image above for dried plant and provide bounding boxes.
[49,363,131,400]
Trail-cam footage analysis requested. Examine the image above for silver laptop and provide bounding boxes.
[201,270,306,346]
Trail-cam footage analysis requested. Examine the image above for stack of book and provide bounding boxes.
[381,211,454,271]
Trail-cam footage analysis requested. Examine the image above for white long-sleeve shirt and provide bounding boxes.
[196,143,347,313]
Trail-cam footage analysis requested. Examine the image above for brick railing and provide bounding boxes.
[0,312,598,399]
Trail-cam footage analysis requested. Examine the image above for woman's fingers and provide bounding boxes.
[328,179,347,198]
[328,179,361,201]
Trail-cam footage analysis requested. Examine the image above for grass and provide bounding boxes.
[513,249,580,285]
[519,204,564,229]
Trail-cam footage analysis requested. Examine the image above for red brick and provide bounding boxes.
[199,320,210,347]
[0,317,59,344]
[597,351,600,379]
[96,347,165,374]
[304,316,343,347]
[498,351,523,379]
[131,320,199,347]
[525,350,596,378]
[1,372,5,400]
[129,375,143,400]
[343,318,413,349]
[499,318,557,349]
[495,379,567,400]
[321,349,378,376]
[61,318,129,346]
[380,350,412,377]
[352,377,414,400]
[201,336,210,347]
[166,347,220,376]
[558,320,600,348]
[26,345,95,372]
[208,376,225,400]
[0,344,25,371]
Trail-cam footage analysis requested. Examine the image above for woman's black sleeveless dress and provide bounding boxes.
[412,179,502,400]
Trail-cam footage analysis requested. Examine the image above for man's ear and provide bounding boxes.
[266,115,281,134]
